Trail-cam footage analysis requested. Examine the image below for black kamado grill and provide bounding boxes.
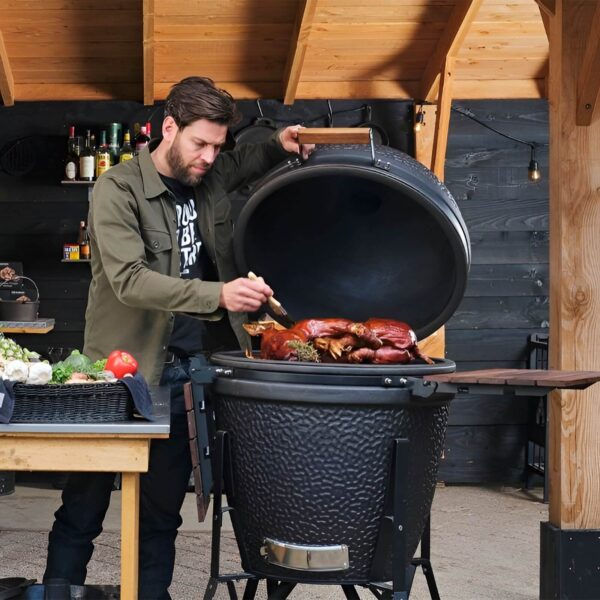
[184,129,591,600]
[185,129,468,600]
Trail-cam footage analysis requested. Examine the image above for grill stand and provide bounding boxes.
[203,431,440,600]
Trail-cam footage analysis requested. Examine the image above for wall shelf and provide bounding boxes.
[61,259,90,263]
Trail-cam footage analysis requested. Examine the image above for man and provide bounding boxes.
[43,76,314,599]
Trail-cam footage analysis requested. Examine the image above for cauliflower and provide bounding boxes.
[4,359,29,383]
[25,361,52,385]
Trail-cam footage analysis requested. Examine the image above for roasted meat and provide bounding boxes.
[245,317,433,364]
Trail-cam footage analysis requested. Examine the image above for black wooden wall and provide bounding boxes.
[0,98,548,483]
[440,100,549,482]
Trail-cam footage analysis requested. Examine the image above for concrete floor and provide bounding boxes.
[0,482,546,599]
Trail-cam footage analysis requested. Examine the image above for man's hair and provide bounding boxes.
[164,76,241,129]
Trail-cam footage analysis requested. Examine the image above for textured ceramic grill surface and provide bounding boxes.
[216,390,449,583]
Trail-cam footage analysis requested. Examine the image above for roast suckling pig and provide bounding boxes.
[243,318,433,365]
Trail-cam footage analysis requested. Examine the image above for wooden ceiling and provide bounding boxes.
[0,0,550,107]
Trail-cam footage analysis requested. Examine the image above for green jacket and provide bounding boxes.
[84,134,290,384]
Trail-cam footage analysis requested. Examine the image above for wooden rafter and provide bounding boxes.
[143,0,155,106]
[431,57,454,180]
[534,0,556,17]
[0,30,15,106]
[420,0,483,103]
[282,0,318,105]
[539,5,551,41]
[576,0,600,126]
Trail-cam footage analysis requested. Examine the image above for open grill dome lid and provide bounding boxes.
[233,143,470,340]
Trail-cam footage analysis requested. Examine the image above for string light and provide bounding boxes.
[528,145,541,182]
[414,104,425,133]
[450,105,546,183]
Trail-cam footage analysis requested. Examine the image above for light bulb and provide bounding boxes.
[414,108,425,133]
[528,146,541,182]
[528,160,541,182]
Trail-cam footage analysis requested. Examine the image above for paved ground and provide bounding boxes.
[0,483,546,599]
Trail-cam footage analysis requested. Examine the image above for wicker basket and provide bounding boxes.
[12,382,133,423]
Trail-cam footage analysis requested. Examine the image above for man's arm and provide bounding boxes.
[213,125,315,193]
[91,174,272,315]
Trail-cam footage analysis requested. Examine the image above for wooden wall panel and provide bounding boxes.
[154,0,298,22]
[0,2,142,101]
[441,99,549,483]
[0,0,550,102]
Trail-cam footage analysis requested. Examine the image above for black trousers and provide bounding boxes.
[44,361,196,600]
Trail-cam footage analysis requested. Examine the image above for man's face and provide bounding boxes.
[165,118,228,186]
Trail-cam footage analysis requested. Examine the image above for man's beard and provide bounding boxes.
[166,141,207,186]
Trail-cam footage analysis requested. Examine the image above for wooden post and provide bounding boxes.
[414,104,446,359]
[121,472,141,600]
[143,0,155,106]
[543,0,600,596]
[0,30,15,106]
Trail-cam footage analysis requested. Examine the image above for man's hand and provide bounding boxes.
[278,125,315,160]
[219,276,273,312]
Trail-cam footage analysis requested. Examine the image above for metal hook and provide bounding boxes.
[256,99,264,118]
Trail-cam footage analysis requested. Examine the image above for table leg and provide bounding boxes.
[121,471,140,600]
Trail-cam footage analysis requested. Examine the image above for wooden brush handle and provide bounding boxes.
[297,127,372,145]
[247,271,282,310]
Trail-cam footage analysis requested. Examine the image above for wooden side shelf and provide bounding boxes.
[425,368,600,389]
[0,318,55,334]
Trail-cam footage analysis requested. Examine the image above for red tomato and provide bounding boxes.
[106,350,138,379]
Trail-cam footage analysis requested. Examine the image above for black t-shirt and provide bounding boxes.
[161,174,215,356]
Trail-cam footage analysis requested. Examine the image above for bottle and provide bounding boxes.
[79,130,95,181]
[119,130,134,163]
[96,130,111,178]
[145,121,152,139]
[80,224,91,261]
[77,220,86,246]
[135,125,150,154]
[64,125,79,181]
[108,123,121,165]
[90,133,97,154]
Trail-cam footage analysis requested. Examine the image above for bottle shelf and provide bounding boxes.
[61,180,95,185]
[61,259,91,263]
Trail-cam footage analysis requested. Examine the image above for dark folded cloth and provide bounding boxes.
[0,379,16,424]
[119,373,154,420]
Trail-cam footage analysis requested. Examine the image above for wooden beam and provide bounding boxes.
[282,0,318,106]
[0,30,15,106]
[413,103,445,360]
[143,0,155,106]
[548,0,600,529]
[420,0,483,102]
[535,0,556,17]
[575,0,600,126]
[431,57,454,181]
[539,5,551,41]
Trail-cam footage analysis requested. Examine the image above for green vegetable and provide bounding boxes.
[0,333,27,362]
[92,358,107,372]
[63,350,92,372]
[49,353,109,384]
[51,362,74,384]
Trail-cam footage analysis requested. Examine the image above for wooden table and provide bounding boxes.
[0,386,170,600]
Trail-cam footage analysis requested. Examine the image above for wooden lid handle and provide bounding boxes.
[297,127,372,145]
